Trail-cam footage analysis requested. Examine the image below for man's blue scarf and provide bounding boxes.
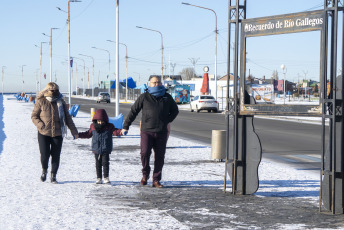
[147,85,166,97]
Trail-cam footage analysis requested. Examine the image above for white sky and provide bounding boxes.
[0,95,323,229]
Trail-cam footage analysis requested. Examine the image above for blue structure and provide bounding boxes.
[135,84,147,93]
[168,85,190,104]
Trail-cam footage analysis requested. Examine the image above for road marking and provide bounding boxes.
[284,154,321,163]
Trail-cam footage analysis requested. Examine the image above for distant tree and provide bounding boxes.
[247,74,254,83]
[180,67,196,80]
[271,70,279,80]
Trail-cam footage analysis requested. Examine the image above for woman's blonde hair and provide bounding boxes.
[37,82,60,99]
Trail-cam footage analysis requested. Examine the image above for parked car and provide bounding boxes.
[190,95,218,113]
[97,92,110,103]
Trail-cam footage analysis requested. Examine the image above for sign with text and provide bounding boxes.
[239,10,325,116]
[242,10,325,37]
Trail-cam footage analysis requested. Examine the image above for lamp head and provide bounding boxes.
[281,64,285,70]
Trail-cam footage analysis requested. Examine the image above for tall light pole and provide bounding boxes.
[281,64,287,104]
[20,65,26,92]
[119,43,128,101]
[35,42,47,92]
[73,57,85,96]
[73,60,78,95]
[136,26,164,80]
[42,27,59,82]
[92,46,111,95]
[182,2,217,99]
[115,0,120,116]
[79,54,95,98]
[57,0,81,105]
[35,69,40,93]
[85,66,90,90]
[2,66,6,95]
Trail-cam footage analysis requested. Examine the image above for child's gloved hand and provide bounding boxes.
[73,134,79,140]
[121,129,128,136]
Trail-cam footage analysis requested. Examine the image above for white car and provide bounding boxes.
[190,95,218,113]
[97,92,110,103]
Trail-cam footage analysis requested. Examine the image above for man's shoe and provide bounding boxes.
[152,181,163,188]
[51,173,58,184]
[103,177,110,184]
[96,178,102,184]
[140,177,148,186]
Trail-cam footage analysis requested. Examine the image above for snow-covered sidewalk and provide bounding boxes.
[0,95,324,229]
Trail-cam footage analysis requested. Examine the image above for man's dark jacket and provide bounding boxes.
[123,91,179,133]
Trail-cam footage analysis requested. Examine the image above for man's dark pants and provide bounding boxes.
[140,131,168,182]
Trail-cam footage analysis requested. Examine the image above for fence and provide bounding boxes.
[78,88,142,101]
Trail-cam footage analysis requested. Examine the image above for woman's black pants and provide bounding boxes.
[38,132,63,174]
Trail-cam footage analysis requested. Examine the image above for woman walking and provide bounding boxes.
[31,82,79,183]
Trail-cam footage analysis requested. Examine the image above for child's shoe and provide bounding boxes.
[103,177,110,184]
[96,178,102,184]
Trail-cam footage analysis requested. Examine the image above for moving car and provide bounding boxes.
[190,95,218,113]
[97,92,110,103]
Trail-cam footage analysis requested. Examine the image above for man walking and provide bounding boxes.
[122,76,179,188]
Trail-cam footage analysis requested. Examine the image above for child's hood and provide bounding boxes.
[92,109,109,123]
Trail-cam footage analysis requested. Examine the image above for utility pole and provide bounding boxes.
[171,63,176,77]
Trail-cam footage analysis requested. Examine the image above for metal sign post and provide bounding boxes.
[226,0,344,214]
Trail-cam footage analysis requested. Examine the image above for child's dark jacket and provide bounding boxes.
[78,109,122,154]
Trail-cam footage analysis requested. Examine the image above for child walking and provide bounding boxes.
[78,109,123,184]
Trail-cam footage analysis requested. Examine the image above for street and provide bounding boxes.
[71,97,323,171]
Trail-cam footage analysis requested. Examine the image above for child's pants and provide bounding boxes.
[94,153,110,178]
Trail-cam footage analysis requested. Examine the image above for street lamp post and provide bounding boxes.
[20,65,26,92]
[182,2,217,100]
[74,60,78,95]
[35,69,40,93]
[281,64,287,104]
[35,42,47,92]
[85,66,90,90]
[136,26,164,80]
[73,57,85,96]
[42,28,59,82]
[115,0,120,116]
[92,46,111,95]
[119,43,128,101]
[57,0,81,105]
[2,66,6,95]
[79,54,95,98]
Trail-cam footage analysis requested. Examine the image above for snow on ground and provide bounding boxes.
[0,95,320,229]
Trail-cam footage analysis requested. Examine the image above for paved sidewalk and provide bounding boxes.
[91,147,344,230]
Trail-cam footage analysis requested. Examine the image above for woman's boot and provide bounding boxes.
[51,173,58,184]
[40,169,47,182]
